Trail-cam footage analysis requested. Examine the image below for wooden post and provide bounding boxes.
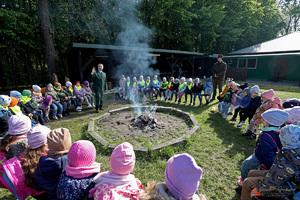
[78,49,84,82]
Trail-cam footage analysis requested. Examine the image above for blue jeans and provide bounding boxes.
[241,154,262,181]
[224,103,232,115]
[194,92,202,104]
[71,98,80,108]
[52,103,63,117]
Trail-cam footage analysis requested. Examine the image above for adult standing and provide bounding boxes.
[211,54,227,101]
[90,63,108,113]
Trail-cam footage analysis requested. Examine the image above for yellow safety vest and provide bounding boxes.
[162,81,168,89]
[168,82,172,88]
[187,83,193,90]
[33,92,42,97]
[146,81,150,87]
[179,83,185,90]
[127,81,130,87]
[10,106,22,115]
[153,80,157,85]
[75,85,82,91]
[133,82,137,87]
[0,105,8,111]
[140,81,145,86]
[21,96,31,104]
[68,87,73,93]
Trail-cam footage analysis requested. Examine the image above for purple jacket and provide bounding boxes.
[74,86,87,98]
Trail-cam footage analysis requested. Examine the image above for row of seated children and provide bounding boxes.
[0,80,95,122]
[0,114,207,200]
[119,75,213,106]
[234,108,300,200]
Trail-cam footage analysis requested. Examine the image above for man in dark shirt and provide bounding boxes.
[212,54,227,101]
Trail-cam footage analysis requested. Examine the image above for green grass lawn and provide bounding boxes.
[1,85,300,200]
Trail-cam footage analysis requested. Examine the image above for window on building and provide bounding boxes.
[238,58,247,68]
[237,58,257,69]
[247,58,257,69]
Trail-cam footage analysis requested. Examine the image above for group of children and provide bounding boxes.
[211,79,300,199]
[0,115,207,200]
[118,75,213,106]
[0,80,95,123]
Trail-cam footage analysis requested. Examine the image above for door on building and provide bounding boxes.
[274,57,289,81]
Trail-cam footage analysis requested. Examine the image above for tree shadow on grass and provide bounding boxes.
[205,112,255,160]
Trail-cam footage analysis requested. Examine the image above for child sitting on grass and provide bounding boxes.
[57,140,100,200]
[90,142,144,199]
[239,109,289,186]
[141,153,206,200]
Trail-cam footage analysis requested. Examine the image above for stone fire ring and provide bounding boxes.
[88,106,201,152]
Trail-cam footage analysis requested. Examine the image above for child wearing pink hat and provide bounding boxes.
[90,142,144,200]
[243,89,280,139]
[141,153,207,200]
[57,140,100,200]
[0,115,31,160]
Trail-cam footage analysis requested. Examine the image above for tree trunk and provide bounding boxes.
[37,0,57,84]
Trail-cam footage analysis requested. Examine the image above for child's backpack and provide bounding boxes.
[0,156,44,200]
[204,86,212,96]
[283,98,300,109]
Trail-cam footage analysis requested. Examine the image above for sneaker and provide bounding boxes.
[87,104,92,108]
[222,113,227,118]
[58,114,63,118]
[242,130,252,136]
[183,101,187,103]
[168,98,171,100]
[193,103,195,106]
[229,118,236,122]
[53,116,58,120]
[247,133,256,140]
[174,98,177,102]
[160,97,163,100]
[189,103,192,106]
[237,121,246,127]
[228,112,233,115]
[76,106,81,111]
[92,104,95,107]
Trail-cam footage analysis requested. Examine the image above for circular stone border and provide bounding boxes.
[88,106,201,152]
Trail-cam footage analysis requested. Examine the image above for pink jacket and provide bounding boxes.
[0,156,44,200]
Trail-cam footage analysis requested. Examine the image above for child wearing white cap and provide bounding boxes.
[177,77,187,103]
[159,77,168,101]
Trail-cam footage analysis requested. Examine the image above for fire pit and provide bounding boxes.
[88,106,200,152]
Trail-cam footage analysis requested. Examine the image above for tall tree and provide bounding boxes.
[37,0,57,83]
[278,0,300,34]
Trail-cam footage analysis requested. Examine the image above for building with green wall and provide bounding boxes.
[225,32,300,82]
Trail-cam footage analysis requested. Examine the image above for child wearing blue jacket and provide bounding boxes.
[239,109,289,183]
[151,75,160,99]
[33,128,72,200]
[231,88,251,122]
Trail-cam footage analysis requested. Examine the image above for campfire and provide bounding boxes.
[131,114,157,129]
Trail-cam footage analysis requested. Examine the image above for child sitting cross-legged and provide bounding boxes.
[57,140,100,200]
[140,153,207,200]
[90,142,144,199]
